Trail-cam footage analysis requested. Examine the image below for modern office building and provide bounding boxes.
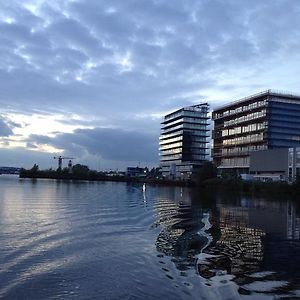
[159,103,209,179]
[212,90,300,173]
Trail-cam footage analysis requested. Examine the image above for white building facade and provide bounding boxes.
[159,103,209,179]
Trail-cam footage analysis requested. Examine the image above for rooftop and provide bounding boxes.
[214,89,300,112]
[164,103,209,121]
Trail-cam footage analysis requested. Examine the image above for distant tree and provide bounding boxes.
[221,168,239,180]
[72,164,90,176]
[30,164,39,173]
[148,167,161,179]
[61,167,69,174]
[193,161,217,184]
[89,170,99,180]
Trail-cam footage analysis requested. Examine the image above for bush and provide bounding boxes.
[193,161,217,185]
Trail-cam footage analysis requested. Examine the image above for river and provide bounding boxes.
[0,175,299,299]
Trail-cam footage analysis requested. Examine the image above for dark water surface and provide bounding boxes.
[0,176,300,299]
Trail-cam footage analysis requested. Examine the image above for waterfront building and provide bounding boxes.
[249,147,300,182]
[159,103,209,179]
[212,90,300,173]
[126,167,147,177]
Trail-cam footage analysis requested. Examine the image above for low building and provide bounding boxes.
[249,148,289,181]
[0,167,21,174]
[126,167,147,178]
[249,147,300,182]
[159,103,210,179]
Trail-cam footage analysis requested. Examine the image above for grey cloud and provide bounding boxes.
[27,127,158,163]
[47,18,108,58]
[28,134,52,145]
[7,120,22,128]
[26,142,38,149]
[0,22,50,49]
[1,2,44,28]
[2,0,293,117]
[120,0,189,29]
[0,147,53,168]
[55,118,101,127]
[69,1,136,44]
[1,0,300,168]
[217,37,257,64]
[56,113,161,136]
[0,117,13,136]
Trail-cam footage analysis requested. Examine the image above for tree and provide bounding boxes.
[72,164,90,176]
[30,164,39,173]
[193,161,217,184]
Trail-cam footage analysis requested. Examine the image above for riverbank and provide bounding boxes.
[19,171,194,187]
[19,168,300,195]
[199,177,300,196]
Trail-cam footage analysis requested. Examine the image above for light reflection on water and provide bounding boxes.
[0,175,299,299]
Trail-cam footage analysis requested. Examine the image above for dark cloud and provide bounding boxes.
[7,120,22,128]
[27,127,158,163]
[26,142,38,149]
[0,147,53,168]
[0,117,13,136]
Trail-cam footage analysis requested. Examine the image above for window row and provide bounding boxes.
[160,130,183,141]
[220,157,250,167]
[159,136,183,145]
[215,100,266,119]
[223,133,264,146]
[221,144,267,155]
[183,117,208,125]
[162,117,208,129]
[165,110,208,121]
[159,142,182,151]
[184,155,207,161]
[160,154,182,161]
[160,148,183,155]
[162,123,208,133]
[161,146,207,155]
[224,110,266,127]
[222,122,266,137]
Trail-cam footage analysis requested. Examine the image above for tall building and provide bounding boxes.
[212,90,300,173]
[159,103,209,179]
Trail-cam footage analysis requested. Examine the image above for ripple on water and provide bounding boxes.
[0,178,300,299]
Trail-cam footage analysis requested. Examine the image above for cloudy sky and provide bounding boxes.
[0,0,300,170]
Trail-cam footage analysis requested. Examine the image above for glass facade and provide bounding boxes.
[267,101,300,148]
[160,103,209,178]
[289,147,300,181]
[212,90,300,170]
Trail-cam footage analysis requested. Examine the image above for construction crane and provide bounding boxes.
[53,156,75,170]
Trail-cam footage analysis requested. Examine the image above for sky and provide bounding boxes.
[1,0,300,170]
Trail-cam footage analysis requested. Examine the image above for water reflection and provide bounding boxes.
[1,176,300,299]
[154,188,300,298]
[204,195,300,296]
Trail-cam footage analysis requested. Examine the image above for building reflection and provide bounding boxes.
[154,187,209,271]
[154,187,300,295]
[202,195,300,294]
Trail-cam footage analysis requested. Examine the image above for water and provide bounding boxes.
[0,176,299,299]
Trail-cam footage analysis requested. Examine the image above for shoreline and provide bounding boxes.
[19,173,194,187]
[18,171,300,197]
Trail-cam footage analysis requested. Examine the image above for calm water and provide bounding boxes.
[0,176,300,300]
